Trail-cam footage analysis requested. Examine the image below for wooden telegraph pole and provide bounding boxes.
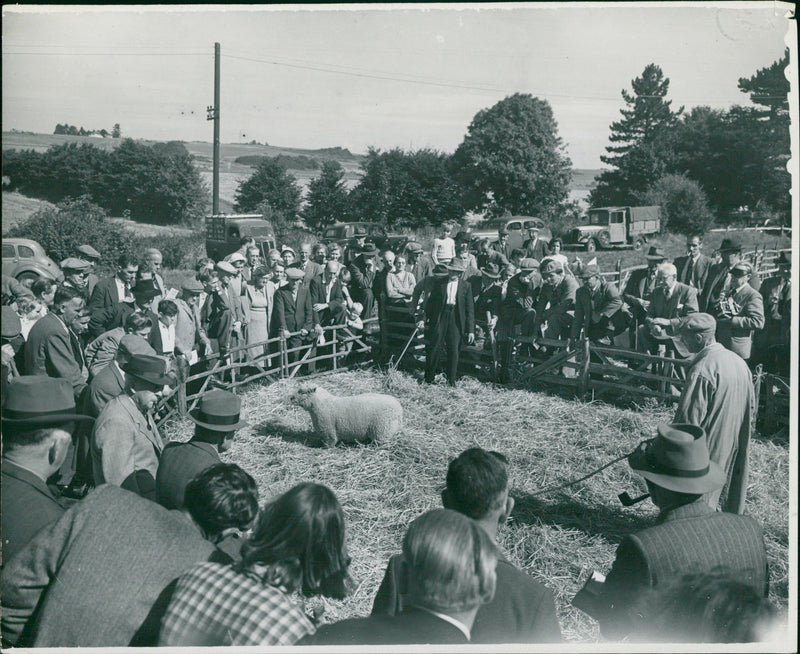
[207,42,221,215]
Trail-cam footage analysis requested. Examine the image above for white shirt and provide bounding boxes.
[115,277,132,303]
[445,279,458,305]
[158,320,176,355]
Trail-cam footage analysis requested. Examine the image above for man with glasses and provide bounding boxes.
[637,262,698,354]
[60,258,92,302]
[674,235,712,293]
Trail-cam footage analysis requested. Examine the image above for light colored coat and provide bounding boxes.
[91,394,163,487]
[715,283,764,360]
[673,342,754,513]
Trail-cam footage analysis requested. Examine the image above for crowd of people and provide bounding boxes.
[0,225,789,646]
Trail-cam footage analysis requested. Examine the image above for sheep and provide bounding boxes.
[290,385,403,447]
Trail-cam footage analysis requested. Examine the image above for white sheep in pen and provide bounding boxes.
[290,386,403,447]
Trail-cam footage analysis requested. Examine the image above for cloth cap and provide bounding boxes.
[1,376,94,429]
[188,389,249,431]
[645,246,667,261]
[628,423,725,494]
[284,267,305,280]
[579,263,601,279]
[181,279,205,294]
[215,261,237,275]
[118,334,156,360]
[541,259,564,274]
[480,263,501,279]
[519,258,540,272]
[730,262,753,277]
[228,252,246,263]
[718,238,742,253]
[60,257,91,272]
[405,241,423,253]
[446,259,466,273]
[76,244,101,259]
[121,354,174,386]
[2,306,22,338]
[498,228,509,236]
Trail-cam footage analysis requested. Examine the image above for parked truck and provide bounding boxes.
[568,206,661,252]
[205,214,277,261]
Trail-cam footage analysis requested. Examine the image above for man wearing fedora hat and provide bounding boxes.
[570,264,629,345]
[674,235,712,292]
[2,376,94,564]
[23,285,88,402]
[754,251,791,374]
[711,261,764,361]
[156,390,248,512]
[700,237,761,313]
[578,423,768,639]
[416,258,475,386]
[91,354,174,500]
[671,313,755,514]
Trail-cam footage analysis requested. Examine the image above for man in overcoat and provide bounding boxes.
[637,261,698,353]
[271,267,322,361]
[570,264,629,344]
[674,234,713,293]
[711,261,764,361]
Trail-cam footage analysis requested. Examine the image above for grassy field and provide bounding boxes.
[1,191,54,234]
[161,368,790,644]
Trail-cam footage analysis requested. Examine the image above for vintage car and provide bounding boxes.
[2,238,63,283]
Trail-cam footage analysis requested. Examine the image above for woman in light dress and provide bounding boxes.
[244,266,274,367]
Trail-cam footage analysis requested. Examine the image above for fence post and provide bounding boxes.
[332,326,338,371]
[579,338,591,396]
[615,259,622,286]
[752,364,763,431]
[177,382,187,417]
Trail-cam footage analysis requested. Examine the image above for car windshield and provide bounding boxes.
[588,210,608,225]
[324,227,343,238]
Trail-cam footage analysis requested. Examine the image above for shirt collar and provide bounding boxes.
[408,605,471,641]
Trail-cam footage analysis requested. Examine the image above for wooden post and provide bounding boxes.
[332,326,338,370]
[615,259,622,286]
[579,337,591,396]
[752,364,763,431]
[177,382,187,417]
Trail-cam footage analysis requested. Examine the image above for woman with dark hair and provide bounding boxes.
[158,482,351,646]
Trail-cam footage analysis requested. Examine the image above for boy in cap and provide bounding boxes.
[576,423,768,640]
[1,376,94,563]
[671,313,755,514]
[156,390,249,512]
[711,261,764,361]
[91,354,175,499]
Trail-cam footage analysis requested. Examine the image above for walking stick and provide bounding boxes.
[390,326,419,372]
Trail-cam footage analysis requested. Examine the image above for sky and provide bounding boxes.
[2,3,793,168]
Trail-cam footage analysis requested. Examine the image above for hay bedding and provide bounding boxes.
[162,368,790,643]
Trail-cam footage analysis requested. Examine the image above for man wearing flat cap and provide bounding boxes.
[348,243,380,320]
[156,390,248,512]
[533,258,580,342]
[405,241,434,284]
[91,354,174,500]
[623,246,667,326]
[271,267,322,361]
[75,244,101,296]
[60,257,92,302]
[174,278,212,362]
[576,423,768,640]
[2,376,94,564]
[710,261,764,361]
[570,264,629,345]
[416,258,475,386]
[671,313,755,514]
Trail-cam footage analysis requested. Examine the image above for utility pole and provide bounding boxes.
[207,42,221,215]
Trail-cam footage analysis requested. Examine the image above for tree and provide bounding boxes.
[112,123,121,138]
[591,64,682,206]
[639,174,713,236]
[450,93,571,217]
[738,48,789,122]
[233,158,301,220]
[301,160,352,230]
[350,147,464,229]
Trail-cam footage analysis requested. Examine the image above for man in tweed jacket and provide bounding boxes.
[579,424,768,641]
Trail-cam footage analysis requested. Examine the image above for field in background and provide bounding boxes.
[1,191,54,234]
[160,368,790,643]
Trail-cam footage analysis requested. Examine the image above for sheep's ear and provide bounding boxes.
[297,385,312,394]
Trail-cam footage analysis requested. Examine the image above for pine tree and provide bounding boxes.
[738,48,789,122]
[301,160,352,230]
[591,64,682,206]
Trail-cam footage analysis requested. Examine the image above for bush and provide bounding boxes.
[639,173,714,236]
[543,200,585,239]
[134,232,205,270]
[7,196,136,266]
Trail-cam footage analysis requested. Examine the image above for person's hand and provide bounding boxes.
[280,329,290,339]
[416,320,425,330]
[313,303,327,312]
[300,328,309,336]
[467,332,475,345]
[488,316,497,328]
[650,317,670,327]
[314,324,324,337]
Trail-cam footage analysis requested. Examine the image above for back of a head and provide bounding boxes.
[239,482,350,599]
[636,571,779,643]
[402,508,497,614]
[183,464,259,540]
[445,448,508,520]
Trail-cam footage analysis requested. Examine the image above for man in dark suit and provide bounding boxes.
[87,254,139,338]
[571,264,629,344]
[700,237,761,313]
[348,243,379,319]
[309,261,347,326]
[753,251,791,373]
[299,509,497,645]
[23,286,88,401]
[295,242,323,285]
[533,259,580,341]
[522,226,550,262]
[416,259,475,386]
[1,465,257,647]
[492,228,513,261]
[623,246,667,326]
[156,390,248,511]
[271,267,322,360]
[100,279,160,339]
[372,448,561,643]
[575,423,768,640]
[1,376,94,565]
[637,261,698,353]
[674,234,713,293]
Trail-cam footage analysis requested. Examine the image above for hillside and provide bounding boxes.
[1,191,54,234]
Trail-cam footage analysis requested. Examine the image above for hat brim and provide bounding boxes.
[628,442,726,494]
[2,413,94,428]
[480,269,500,279]
[188,410,249,431]
[645,254,667,260]
[125,370,175,386]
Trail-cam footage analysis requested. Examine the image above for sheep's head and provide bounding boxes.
[290,385,317,409]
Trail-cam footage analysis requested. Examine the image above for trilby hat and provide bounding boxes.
[189,389,249,431]
[718,237,742,253]
[446,258,466,273]
[645,246,667,261]
[122,354,175,386]
[2,376,93,429]
[628,423,725,494]
[579,263,602,279]
[480,262,501,279]
[432,263,450,277]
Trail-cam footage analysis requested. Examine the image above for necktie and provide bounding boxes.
[684,257,694,285]
[68,329,84,369]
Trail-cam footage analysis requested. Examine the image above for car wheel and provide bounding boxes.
[16,271,40,285]
[585,239,597,253]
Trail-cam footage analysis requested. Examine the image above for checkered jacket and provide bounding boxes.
[158,562,315,646]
